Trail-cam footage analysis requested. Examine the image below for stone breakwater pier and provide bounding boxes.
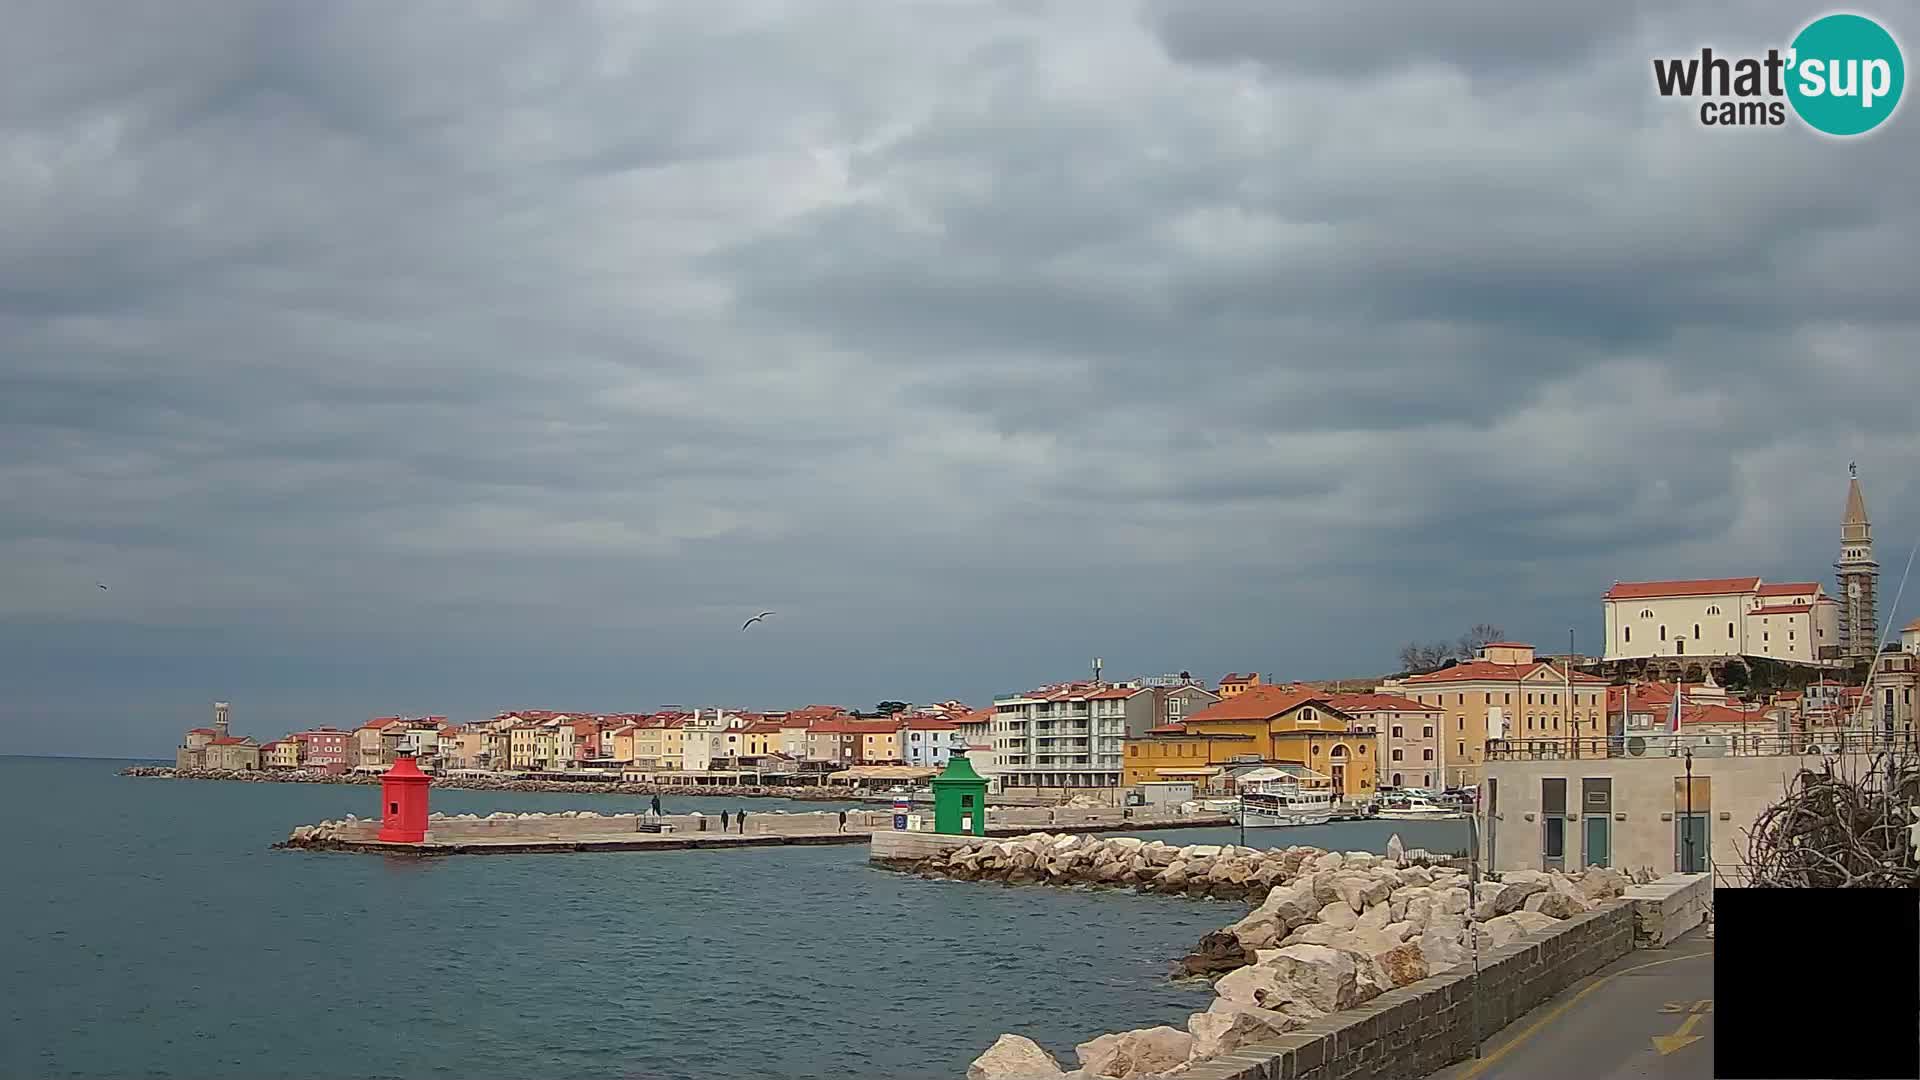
[277,807,1232,855]
[870,831,1710,1080]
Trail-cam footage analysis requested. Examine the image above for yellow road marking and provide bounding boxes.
[1450,947,1713,1080]
[1653,1011,1708,1055]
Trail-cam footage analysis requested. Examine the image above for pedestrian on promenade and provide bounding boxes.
[838,809,847,833]
[738,808,749,833]
[721,810,731,830]
[651,794,662,817]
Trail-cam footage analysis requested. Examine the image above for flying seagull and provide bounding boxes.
[742,611,776,630]
[97,582,109,590]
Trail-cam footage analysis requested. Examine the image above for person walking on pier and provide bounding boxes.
[650,794,661,817]
[838,809,847,833]
[721,810,731,831]
[737,808,749,834]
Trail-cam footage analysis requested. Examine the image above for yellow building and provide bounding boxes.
[508,724,540,770]
[631,719,686,770]
[261,740,301,769]
[858,726,902,764]
[607,725,638,764]
[1123,686,1378,798]
[742,722,782,756]
[1393,642,1610,785]
[1217,672,1263,699]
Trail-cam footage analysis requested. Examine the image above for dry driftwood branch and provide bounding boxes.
[1738,755,1920,888]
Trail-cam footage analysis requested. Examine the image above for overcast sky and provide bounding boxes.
[5,1,1917,757]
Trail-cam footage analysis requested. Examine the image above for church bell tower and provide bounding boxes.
[1835,464,1879,661]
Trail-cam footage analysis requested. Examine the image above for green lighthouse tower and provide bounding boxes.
[931,751,989,836]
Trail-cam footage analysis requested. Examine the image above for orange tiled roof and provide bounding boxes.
[1756,582,1820,596]
[1750,603,1813,615]
[1184,686,1326,723]
[901,717,959,731]
[1404,660,1606,686]
[1604,577,1762,600]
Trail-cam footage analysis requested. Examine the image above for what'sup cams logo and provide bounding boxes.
[1653,12,1904,135]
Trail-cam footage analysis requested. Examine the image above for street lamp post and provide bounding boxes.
[1682,746,1696,873]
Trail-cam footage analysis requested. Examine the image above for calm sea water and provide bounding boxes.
[0,757,1468,1080]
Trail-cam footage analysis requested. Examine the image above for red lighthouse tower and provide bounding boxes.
[377,755,431,843]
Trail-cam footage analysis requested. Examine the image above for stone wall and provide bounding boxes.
[1176,902,1636,1080]
[1621,873,1711,948]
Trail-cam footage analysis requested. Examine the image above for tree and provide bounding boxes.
[875,700,910,715]
[1399,623,1508,675]
[1398,640,1457,674]
[1456,624,1507,659]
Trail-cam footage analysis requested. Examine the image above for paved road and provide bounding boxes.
[1429,928,1715,1080]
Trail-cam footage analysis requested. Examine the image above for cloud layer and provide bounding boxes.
[4,0,1916,754]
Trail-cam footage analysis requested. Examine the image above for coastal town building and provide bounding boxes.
[1480,736,1892,879]
[1122,686,1378,798]
[176,727,217,768]
[1863,648,1918,736]
[900,716,966,767]
[1324,693,1446,789]
[989,679,1220,797]
[261,740,301,769]
[291,728,352,772]
[1601,578,1840,664]
[203,736,261,771]
[1217,673,1262,698]
[1388,642,1609,786]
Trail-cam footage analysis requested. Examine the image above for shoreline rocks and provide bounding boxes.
[120,765,863,802]
[959,836,1631,1080]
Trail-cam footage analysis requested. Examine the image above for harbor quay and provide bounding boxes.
[278,804,1234,855]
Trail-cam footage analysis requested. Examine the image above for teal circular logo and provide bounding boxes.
[1787,14,1905,136]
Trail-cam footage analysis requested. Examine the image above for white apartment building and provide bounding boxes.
[1602,577,1840,664]
[990,679,1219,794]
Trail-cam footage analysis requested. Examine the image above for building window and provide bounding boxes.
[1504,693,1511,704]
[1729,623,1735,638]
[1706,605,1721,615]
[1457,741,1466,757]
[1392,749,1403,761]
[1693,623,1700,638]
[1625,627,1631,642]
[1422,725,1434,738]
[1660,625,1667,641]
[1391,725,1403,738]
[1423,748,1433,761]
[1484,693,1491,704]
[1641,609,1654,618]
[1392,773,1403,786]
[1457,693,1465,705]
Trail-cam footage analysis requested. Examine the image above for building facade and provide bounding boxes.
[292,729,352,771]
[1392,643,1610,785]
[901,717,966,767]
[204,736,261,771]
[990,680,1220,794]
[1123,687,1378,798]
[1602,578,1840,664]
[1326,693,1446,790]
[1217,673,1263,699]
[1480,746,1888,879]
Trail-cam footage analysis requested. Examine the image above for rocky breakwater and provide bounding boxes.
[947,836,1646,1080]
[278,809,650,849]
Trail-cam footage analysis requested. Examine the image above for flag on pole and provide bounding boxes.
[1667,682,1685,735]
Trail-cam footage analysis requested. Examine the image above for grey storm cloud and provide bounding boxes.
[3,0,1917,755]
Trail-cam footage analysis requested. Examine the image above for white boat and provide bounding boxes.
[1374,793,1464,820]
[1235,776,1336,828]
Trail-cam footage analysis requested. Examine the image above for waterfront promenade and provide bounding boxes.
[1425,926,1714,1080]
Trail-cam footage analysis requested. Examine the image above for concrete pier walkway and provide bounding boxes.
[278,807,1234,855]
[1425,927,1714,1080]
